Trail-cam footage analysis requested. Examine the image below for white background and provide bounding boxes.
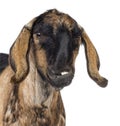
[0,0,119,126]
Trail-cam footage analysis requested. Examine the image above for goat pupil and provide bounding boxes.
[36,33,41,37]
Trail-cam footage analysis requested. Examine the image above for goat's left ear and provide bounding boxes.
[79,27,108,87]
[10,18,36,83]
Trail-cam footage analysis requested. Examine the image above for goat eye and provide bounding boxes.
[36,33,41,37]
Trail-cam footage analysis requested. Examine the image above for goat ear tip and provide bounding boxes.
[98,77,108,88]
[10,74,25,84]
[10,75,17,84]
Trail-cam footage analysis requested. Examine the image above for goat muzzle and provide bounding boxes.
[47,69,74,90]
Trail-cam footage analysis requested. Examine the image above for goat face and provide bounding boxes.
[31,9,82,89]
[10,9,108,90]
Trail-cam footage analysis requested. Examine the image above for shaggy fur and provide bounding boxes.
[0,9,108,126]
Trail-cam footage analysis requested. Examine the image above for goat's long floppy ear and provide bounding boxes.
[81,28,108,87]
[10,18,36,83]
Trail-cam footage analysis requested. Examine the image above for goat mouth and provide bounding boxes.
[47,69,74,90]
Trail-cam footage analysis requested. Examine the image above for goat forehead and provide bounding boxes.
[44,15,75,30]
[32,10,79,35]
[35,10,75,31]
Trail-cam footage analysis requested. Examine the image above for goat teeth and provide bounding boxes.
[61,72,69,75]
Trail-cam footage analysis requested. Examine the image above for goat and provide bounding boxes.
[0,9,108,126]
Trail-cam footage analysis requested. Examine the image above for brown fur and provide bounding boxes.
[0,9,108,126]
[82,30,108,87]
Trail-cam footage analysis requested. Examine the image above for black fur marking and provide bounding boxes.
[0,53,9,73]
[31,10,82,89]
